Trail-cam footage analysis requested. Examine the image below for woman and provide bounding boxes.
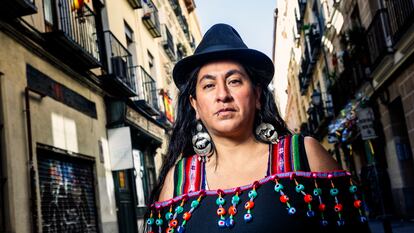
[146,24,370,233]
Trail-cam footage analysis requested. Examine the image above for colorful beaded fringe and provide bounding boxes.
[147,171,367,233]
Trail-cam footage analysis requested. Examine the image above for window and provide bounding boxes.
[147,50,156,78]
[43,0,54,31]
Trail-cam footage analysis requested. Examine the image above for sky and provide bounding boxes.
[194,0,277,59]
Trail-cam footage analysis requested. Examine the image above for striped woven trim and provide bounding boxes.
[154,170,352,208]
[291,134,301,171]
[270,134,303,174]
[175,155,203,196]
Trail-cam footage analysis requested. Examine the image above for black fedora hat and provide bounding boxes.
[172,23,274,90]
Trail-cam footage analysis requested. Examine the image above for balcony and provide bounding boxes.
[134,66,160,116]
[299,58,310,95]
[127,0,142,9]
[366,9,391,71]
[1,0,37,18]
[295,0,307,33]
[102,31,137,97]
[162,25,176,61]
[142,0,161,38]
[43,0,100,69]
[386,0,414,44]
[305,24,321,62]
[329,58,367,115]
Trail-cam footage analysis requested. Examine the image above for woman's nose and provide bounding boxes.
[216,82,232,102]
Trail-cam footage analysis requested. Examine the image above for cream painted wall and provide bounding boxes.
[0,31,118,233]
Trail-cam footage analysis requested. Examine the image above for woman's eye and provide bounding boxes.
[203,83,215,89]
[228,79,241,85]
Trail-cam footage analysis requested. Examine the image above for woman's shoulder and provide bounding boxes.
[158,154,200,202]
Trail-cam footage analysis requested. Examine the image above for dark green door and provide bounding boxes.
[113,170,137,233]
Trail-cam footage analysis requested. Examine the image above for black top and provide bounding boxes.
[146,136,371,233]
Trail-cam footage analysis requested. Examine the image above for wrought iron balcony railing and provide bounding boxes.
[134,66,160,116]
[102,31,137,97]
[162,25,176,61]
[142,0,161,38]
[386,0,414,44]
[43,0,100,69]
[1,0,37,18]
[127,0,142,9]
[366,9,391,71]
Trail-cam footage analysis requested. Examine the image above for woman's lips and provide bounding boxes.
[215,108,236,116]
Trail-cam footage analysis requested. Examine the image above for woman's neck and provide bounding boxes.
[207,134,268,168]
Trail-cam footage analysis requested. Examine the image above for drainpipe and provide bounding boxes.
[0,71,5,232]
[24,87,45,233]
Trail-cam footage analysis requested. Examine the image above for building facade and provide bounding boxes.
[282,0,414,220]
[0,0,201,232]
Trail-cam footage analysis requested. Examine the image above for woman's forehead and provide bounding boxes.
[197,60,247,79]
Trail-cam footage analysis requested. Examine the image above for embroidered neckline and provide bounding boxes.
[153,170,351,208]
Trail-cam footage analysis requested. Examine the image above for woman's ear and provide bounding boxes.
[189,95,200,119]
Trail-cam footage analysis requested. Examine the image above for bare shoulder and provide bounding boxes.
[158,167,175,202]
[304,136,340,172]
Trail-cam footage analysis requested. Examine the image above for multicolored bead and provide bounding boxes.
[218,219,226,228]
[231,195,240,205]
[225,218,235,227]
[166,227,174,233]
[146,217,155,225]
[274,183,284,192]
[183,212,192,221]
[169,219,178,228]
[295,184,305,193]
[280,195,289,203]
[191,200,199,208]
[330,188,339,196]
[318,203,326,212]
[334,204,343,212]
[177,226,185,233]
[349,185,358,193]
[155,218,163,226]
[354,200,362,208]
[216,197,226,205]
[228,206,237,215]
[165,212,173,220]
[243,213,252,222]
[304,194,312,203]
[244,201,254,209]
[313,188,322,196]
[306,210,315,217]
[217,207,226,216]
[288,207,296,215]
[175,206,184,214]
[248,190,258,199]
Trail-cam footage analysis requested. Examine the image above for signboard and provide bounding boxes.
[357,107,377,140]
[108,127,133,171]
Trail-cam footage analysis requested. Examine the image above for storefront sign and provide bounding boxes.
[357,107,377,140]
[126,106,164,140]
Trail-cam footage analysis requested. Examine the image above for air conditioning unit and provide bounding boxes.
[111,56,128,79]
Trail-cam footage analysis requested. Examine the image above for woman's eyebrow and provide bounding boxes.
[225,69,246,78]
[198,74,216,84]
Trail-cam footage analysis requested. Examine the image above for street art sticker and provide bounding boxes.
[38,157,98,233]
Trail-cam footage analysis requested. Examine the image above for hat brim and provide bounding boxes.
[172,48,274,90]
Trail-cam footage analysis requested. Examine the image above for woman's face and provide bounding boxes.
[190,60,261,138]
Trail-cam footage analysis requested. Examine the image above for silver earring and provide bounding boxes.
[192,122,213,162]
[255,123,279,144]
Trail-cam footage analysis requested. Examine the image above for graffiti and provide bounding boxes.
[39,158,97,233]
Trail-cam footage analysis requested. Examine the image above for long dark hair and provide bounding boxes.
[148,62,291,205]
